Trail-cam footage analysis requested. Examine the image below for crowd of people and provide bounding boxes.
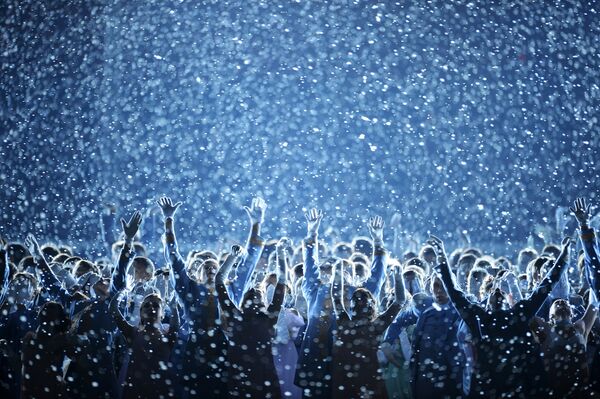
[1,195,600,399]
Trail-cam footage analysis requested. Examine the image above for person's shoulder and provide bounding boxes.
[418,306,437,319]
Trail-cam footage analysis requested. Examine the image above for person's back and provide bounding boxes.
[410,302,463,398]
[430,234,573,398]
[20,301,73,399]
[66,297,119,399]
[123,324,175,399]
[543,323,588,396]
[227,304,282,398]
[21,330,70,398]
[465,306,546,397]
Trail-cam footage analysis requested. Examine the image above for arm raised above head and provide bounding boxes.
[110,210,143,295]
[519,237,572,318]
[215,244,244,316]
[364,215,387,299]
[109,291,135,344]
[428,235,484,322]
[301,208,323,302]
[231,197,267,305]
[157,197,197,308]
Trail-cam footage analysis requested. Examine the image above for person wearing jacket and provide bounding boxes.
[429,234,571,398]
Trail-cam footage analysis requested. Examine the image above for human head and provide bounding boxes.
[448,248,464,270]
[291,263,304,282]
[403,266,424,296]
[187,249,216,264]
[52,253,70,264]
[353,262,368,285]
[474,257,495,276]
[430,274,449,305]
[10,272,38,305]
[517,248,538,274]
[541,244,561,259]
[494,257,511,271]
[467,267,489,300]
[139,293,164,325]
[463,247,483,258]
[73,260,98,279]
[17,256,36,274]
[187,255,204,282]
[318,241,330,261]
[37,301,70,336]
[333,242,353,260]
[131,257,155,283]
[352,237,373,258]
[486,286,509,312]
[241,287,266,312]
[405,257,427,275]
[526,256,551,290]
[334,259,354,286]
[402,251,418,262]
[5,242,29,267]
[456,253,477,290]
[92,277,111,299]
[349,288,376,320]
[199,259,220,284]
[315,257,337,284]
[64,256,82,275]
[76,272,101,298]
[419,245,436,270]
[549,298,572,324]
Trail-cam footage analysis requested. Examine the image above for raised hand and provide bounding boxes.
[243,197,267,224]
[24,234,42,258]
[121,211,143,242]
[569,198,591,227]
[157,197,182,219]
[427,234,447,261]
[304,208,324,237]
[557,236,573,263]
[368,215,385,244]
[230,244,244,258]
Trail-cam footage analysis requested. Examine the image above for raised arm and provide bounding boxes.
[504,271,523,302]
[268,238,290,314]
[167,301,180,347]
[109,210,142,295]
[364,215,388,299]
[331,259,348,320]
[301,208,323,301]
[428,235,484,323]
[383,308,419,343]
[576,294,598,341]
[571,198,600,295]
[215,244,244,316]
[157,197,196,303]
[109,291,135,344]
[519,237,572,317]
[231,197,267,306]
[376,267,406,332]
[25,234,70,304]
